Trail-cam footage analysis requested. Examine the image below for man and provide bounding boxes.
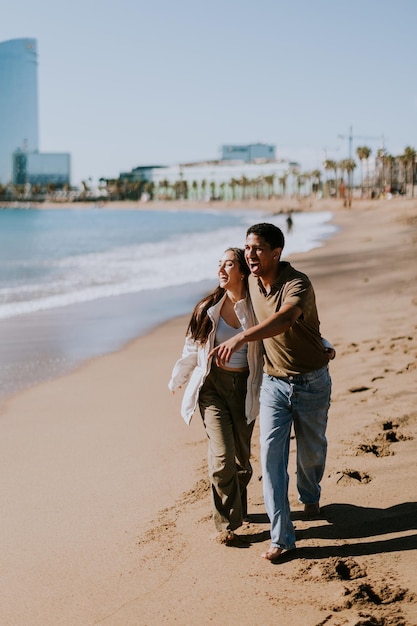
[210,223,332,562]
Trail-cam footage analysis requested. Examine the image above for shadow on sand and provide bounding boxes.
[240,502,417,559]
[293,501,417,560]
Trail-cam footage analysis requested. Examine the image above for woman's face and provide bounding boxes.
[218,250,245,290]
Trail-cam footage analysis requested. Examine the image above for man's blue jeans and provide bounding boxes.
[259,366,331,549]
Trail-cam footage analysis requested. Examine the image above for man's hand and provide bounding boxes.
[208,303,301,367]
[208,333,246,366]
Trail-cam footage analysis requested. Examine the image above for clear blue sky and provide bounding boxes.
[2,0,417,186]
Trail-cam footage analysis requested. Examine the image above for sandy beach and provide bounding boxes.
[1,197,416,625]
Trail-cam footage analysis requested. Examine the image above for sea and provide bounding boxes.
[0,206,338,400]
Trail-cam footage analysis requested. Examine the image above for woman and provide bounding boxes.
[168,248,262,544]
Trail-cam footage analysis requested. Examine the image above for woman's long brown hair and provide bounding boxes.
[186,248,249,344]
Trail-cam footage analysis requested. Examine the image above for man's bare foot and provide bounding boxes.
[303,502,320,518]
[261,546,296,562]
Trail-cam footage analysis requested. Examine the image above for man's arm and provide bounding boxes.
[209,303,302,365]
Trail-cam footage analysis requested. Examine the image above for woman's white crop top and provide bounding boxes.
[214,316,248,368]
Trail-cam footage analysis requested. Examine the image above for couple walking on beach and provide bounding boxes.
[168,222,334,562]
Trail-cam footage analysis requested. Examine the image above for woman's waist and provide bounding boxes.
[212,362,249,373]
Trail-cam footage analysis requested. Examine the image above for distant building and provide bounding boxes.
[13,150,71,186]
[119,146,297,200]
[221,143,276,162]
[0,38,39,184]
[118,165,166,183]
[0,37,71,187]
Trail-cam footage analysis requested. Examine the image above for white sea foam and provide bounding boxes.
[0,210,336,320]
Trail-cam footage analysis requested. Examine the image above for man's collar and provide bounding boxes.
[256,261,290,295]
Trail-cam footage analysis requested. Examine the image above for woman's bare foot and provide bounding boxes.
[216,530,235,545]
[225,531,235,545]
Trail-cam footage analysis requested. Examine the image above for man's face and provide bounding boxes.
[244,233,281,279]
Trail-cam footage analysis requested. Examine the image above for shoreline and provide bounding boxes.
[1,194,407,213]
[3,196,318,211]
[0,280,216,405]
[0,203,335,405]
[0,197,416,624]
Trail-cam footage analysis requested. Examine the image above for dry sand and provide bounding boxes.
[0,197,416,625]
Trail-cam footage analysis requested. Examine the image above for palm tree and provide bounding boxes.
[80,179,90,200]
[229,178,238,200]
[200,179,207,201]
[143,181,154,200]
[387,154,396,193]
[356,146,366,195]
[191,180,198,201]
[338,160,347,199]
[264,174,275,199]
[296,174,303,197]
[324,160,337,197]
[401,146,417,197]
[255,176,264,199]
[160,178,170,200]
[363,147,372,197]
[342,158,357,206]
[240,176,249,200]
[375,149,386,194]
[399,153,408,195]
[130,180,143,200]
[297,172,311,197]
[303,171,312,196]
[278,174,288,197]
[311,169,322,196]
[289,165,300,197]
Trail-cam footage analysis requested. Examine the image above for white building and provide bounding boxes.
[151,159,298,201]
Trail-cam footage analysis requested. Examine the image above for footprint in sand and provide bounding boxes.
[298,558,415,625]
[356,441,392,457]
[299,557,367,582]
[349,385,371,394]
[335,469,372,485]
[354,416,414,458]
[337,580,413,626]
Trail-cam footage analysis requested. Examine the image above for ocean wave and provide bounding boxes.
[0,211,337,320]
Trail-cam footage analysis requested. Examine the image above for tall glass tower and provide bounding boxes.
[0,38,39,184]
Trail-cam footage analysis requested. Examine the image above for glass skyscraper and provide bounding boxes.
[0,38,39,184]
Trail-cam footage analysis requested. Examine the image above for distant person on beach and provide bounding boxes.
[285,213,293,233]
[210,223,334,562]
[168,248,263,545]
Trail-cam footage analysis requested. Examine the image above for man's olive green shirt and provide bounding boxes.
[249,261,328,376]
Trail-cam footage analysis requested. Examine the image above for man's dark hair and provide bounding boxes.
[246,223,285,250]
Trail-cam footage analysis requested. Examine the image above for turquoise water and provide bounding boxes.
[0,206,337,399]
[0,207,254,318]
